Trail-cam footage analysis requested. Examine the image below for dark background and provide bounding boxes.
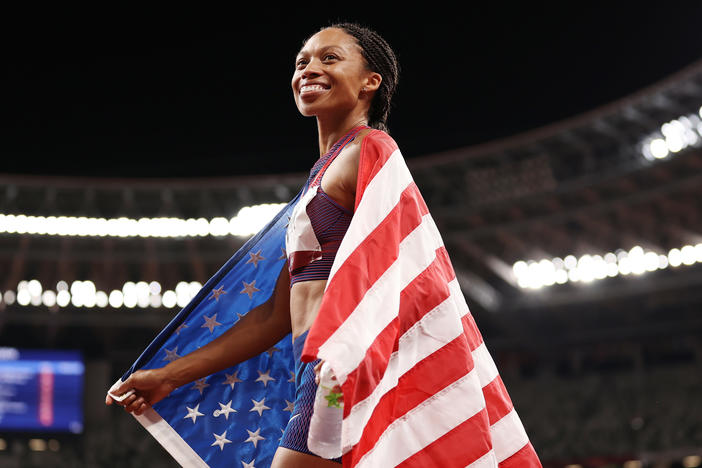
[3,4,702,177]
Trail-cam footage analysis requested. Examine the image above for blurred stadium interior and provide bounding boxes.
[1,57,702,467]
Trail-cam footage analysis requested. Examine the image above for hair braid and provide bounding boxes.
[322,22,400,133]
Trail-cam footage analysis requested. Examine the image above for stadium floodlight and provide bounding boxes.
[41,290,56,307]
[514,239,702,290]
[95,291,109,308]
[17,289,31,306]
[162,290,177,308]
[108,290,124,308]
[27,279,42,298]
[641,109,702,161]
[3,291,16,305]
[0,202,287,238]
[56,290,70,307]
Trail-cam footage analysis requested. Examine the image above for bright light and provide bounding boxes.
[27,279,42,297]
[108,290,124,308]
[3,291,16,305]
[668,248,682,267]
[149,281,161,295]
[683,454,701,468]
[41,291,56,307]
[641,109,702,161]
[136,281,150,308]
[149,294,162,308]
[56,290,70,307]
[95,291,108,308]
[0,202,287,238]
[17,290,31,306]
[649,138,669,159]
[162,290,177,308]
[681,245,697,265]
[515,239,702,290]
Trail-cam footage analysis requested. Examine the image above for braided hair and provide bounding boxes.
[308,23,400,133]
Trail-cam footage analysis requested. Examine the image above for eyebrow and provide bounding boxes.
[296,45,345,59]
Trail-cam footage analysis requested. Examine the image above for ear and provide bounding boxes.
[362,71,382,93]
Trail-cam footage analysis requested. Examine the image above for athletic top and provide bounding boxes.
[286,126,368,286]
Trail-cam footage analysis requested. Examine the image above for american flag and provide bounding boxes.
[301,130,543,467]
[115,195,300,468]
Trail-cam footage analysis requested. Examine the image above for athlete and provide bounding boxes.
[106,23,400,468]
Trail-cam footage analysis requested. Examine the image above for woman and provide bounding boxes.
[106,22,400,468]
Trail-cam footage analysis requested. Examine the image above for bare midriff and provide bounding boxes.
[289,279,327,343]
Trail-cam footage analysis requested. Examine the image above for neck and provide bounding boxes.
[315,112,369,156]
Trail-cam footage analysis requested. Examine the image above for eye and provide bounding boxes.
[323,54,338,62]
[295,58,308,69]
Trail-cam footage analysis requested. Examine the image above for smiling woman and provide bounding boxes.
[107,22,540,468]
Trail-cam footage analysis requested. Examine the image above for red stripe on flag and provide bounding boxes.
[301,183,428,362]
[461,313,485,353]
[395,409,493,468]
[348,334,475,466]
[498,441,542,468]
[482,375,514,425]
[342,246,456,406]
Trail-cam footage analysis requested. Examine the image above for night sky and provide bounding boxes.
[3,5,702,178]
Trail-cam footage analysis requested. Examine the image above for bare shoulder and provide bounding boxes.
[320,129,377,211]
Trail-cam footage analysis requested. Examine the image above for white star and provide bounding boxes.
[265,346,280,357]
[183,404,204,424]
[279,428,285,442]
[213,400,237,420]
[209,286,227,302]
[175,323,188,335]
[278,247,287,260]
[241,459,256,468]
[211,431,232,451]
[202,314,222,333]
[223,371,243,389]
[283,400,295,412]
[246,250,265,268]
[244,427,265,448]
[163,347,180,362]
[192,378,210,395]
[240,280,261,299]
[255,369,275,387]
[249,398,271,417]
[288,371,295,383]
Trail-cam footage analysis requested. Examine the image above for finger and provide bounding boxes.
[113,375,135,395]
[121,393,140,411]
[126,396,146,414]
[105,394,113,405]
[134,402,149,416]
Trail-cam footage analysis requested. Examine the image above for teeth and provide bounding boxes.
[301,84,327,92]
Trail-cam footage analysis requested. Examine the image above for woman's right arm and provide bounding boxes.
[106,264,291,415]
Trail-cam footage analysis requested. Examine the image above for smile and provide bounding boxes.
[300,84,330,94]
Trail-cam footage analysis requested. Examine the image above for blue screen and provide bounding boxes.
[0,348,84,433]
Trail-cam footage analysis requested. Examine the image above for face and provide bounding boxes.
[292,28,379,120]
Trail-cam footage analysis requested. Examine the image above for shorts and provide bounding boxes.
[279,329,342,464]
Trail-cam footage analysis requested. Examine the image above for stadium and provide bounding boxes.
[1,8,701,468]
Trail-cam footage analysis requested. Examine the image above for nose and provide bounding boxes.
[300,58,323,80]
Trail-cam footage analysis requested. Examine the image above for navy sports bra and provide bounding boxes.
[286,126,368,285]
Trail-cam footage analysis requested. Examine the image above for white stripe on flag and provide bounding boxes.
[466,449,498,468]
[319,213,444,381]
[135,408,209,468]
[491,408,530,463]
[328,149,411,282]
[342,278,466,449]
[355,370,486,468]
[472,342,499,387]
